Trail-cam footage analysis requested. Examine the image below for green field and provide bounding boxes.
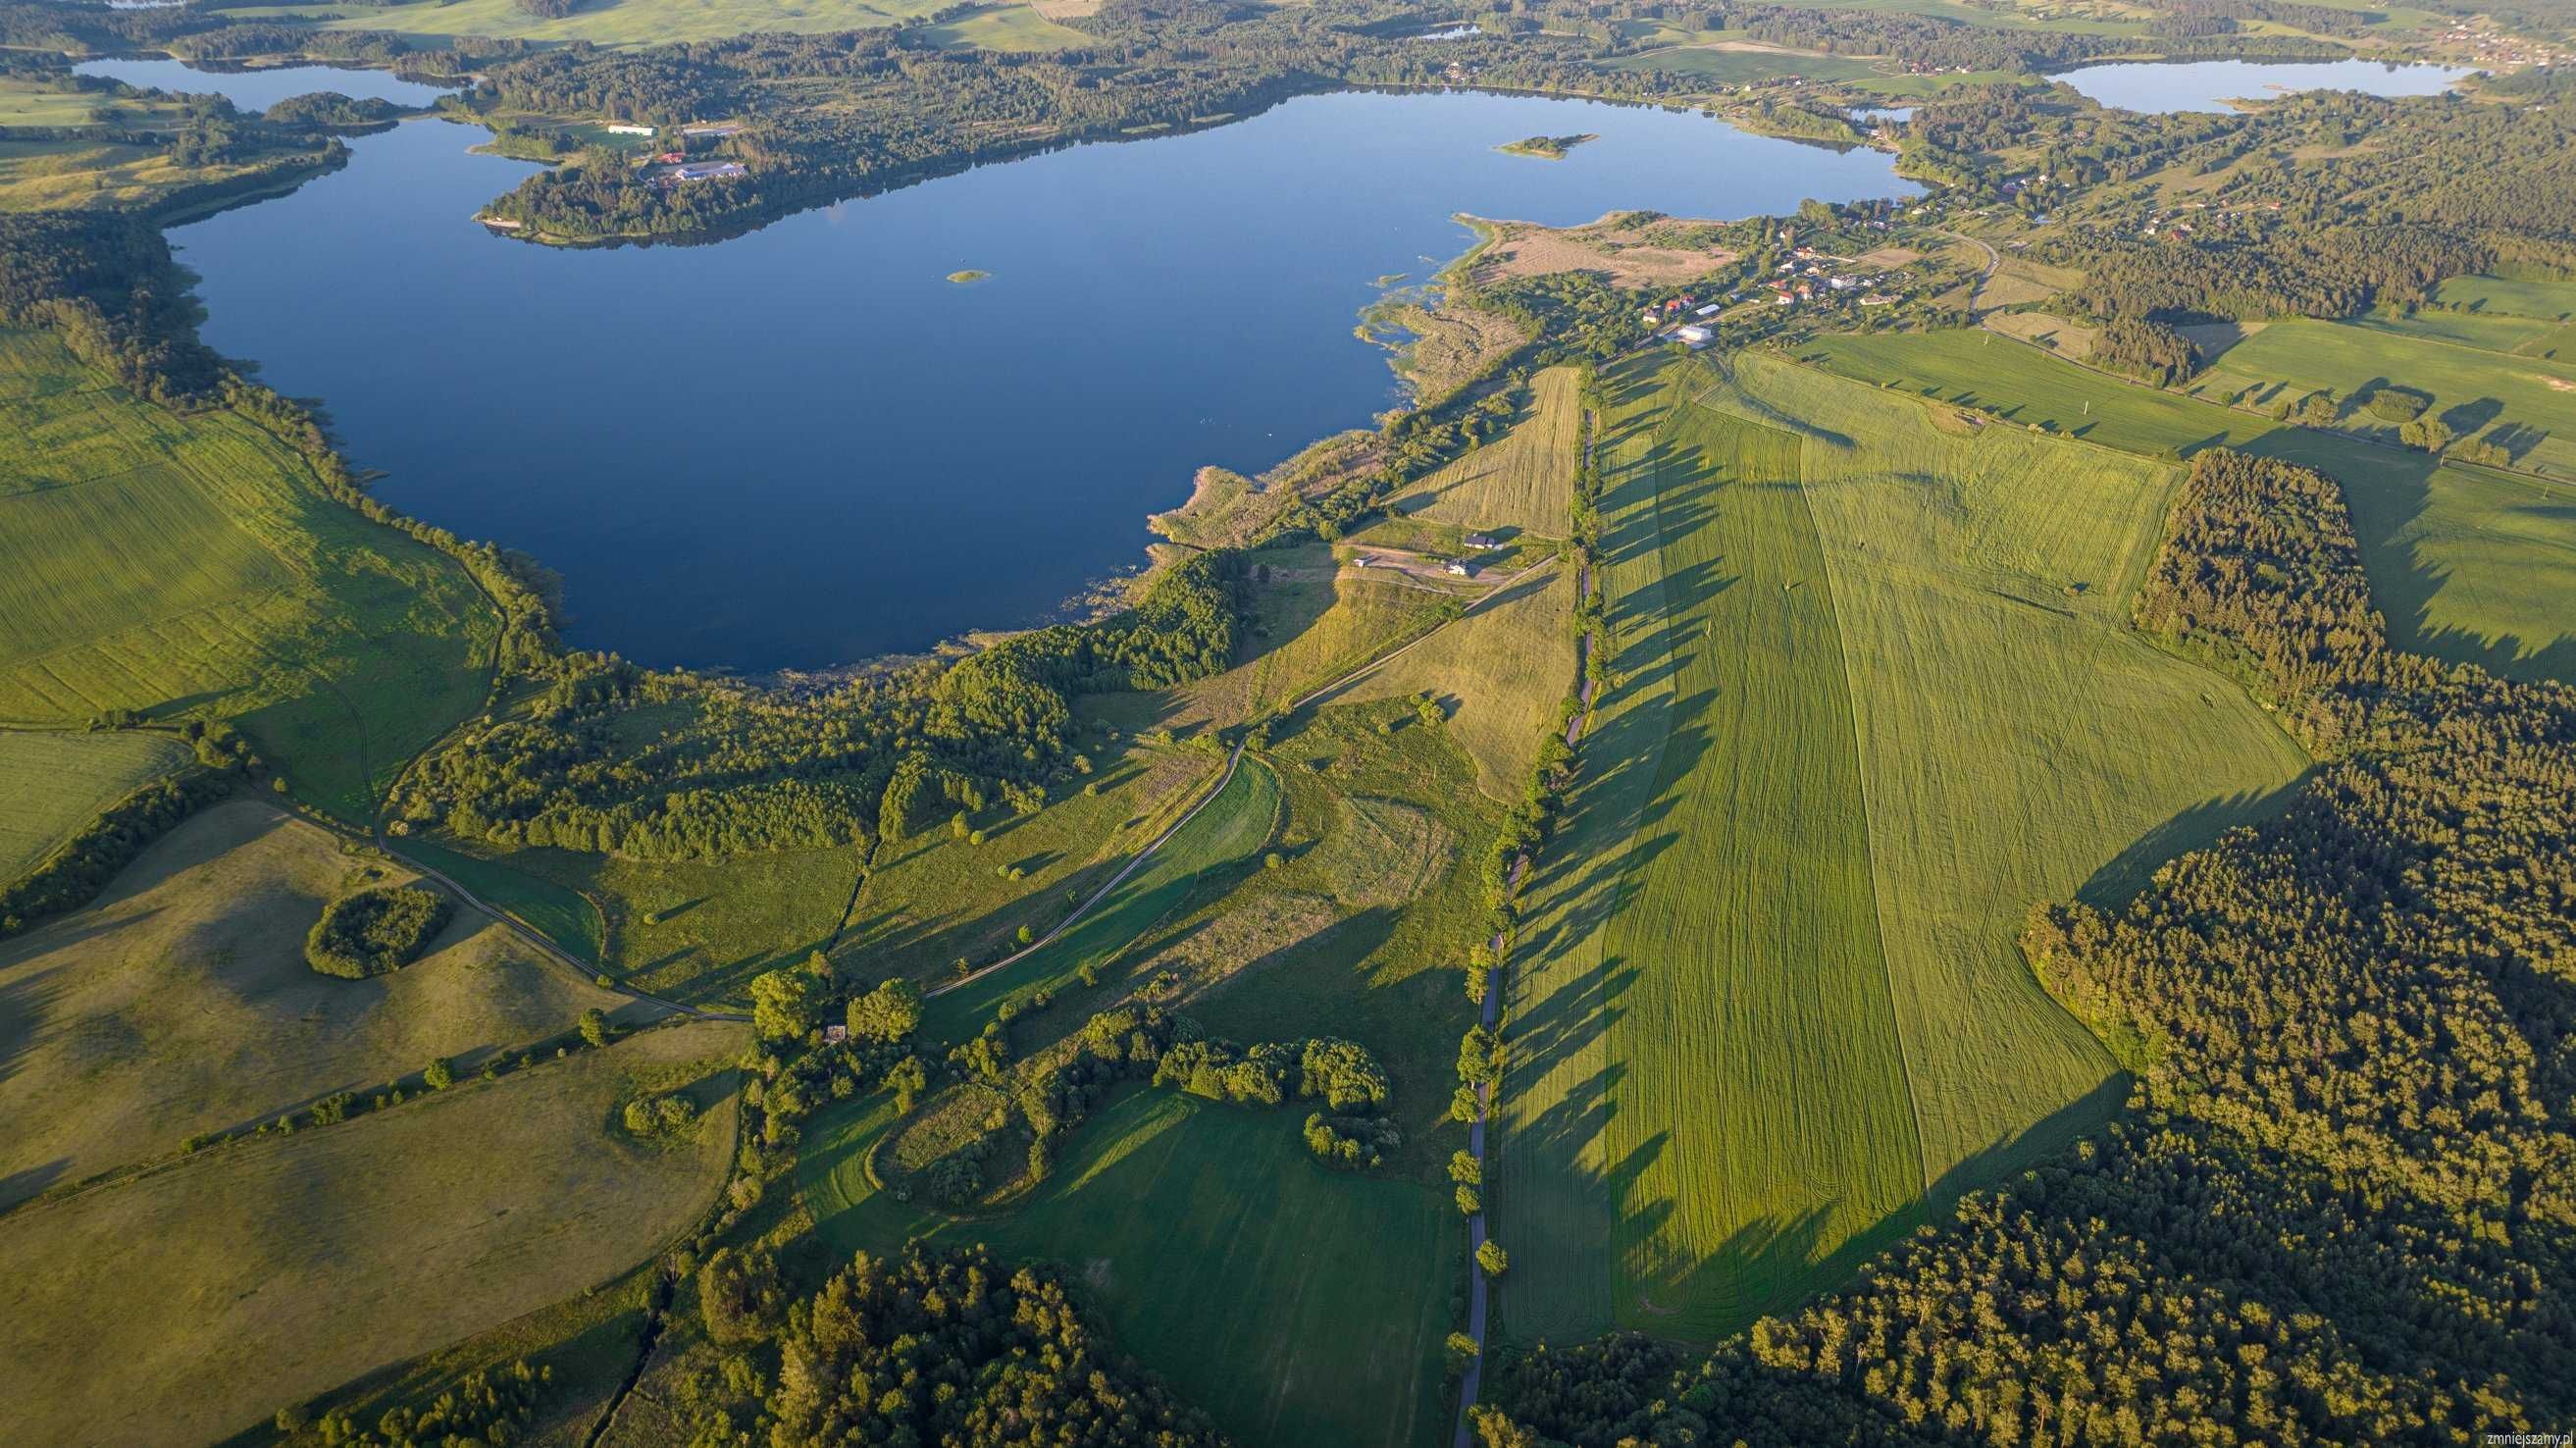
[0,1018,741,1446]
[920,753,1280,1038]
[0,801,644,1208]
[2185,317,2576,481]
[1805,330,2576,684]
[0,728,190,882]
[1495,351,2308,1344]
[1124,544,1461,735]
[239,0,1038,45]
[2351,309,2576,361]
[1614,42,2022,93]
[0,329,496,822]
[1338,564,1578,800]
[1386,364,1581,540]
[799,1088,1454,1448]
[2430,274,2576,323]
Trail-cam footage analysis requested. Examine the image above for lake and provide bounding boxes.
[73,57,456,112]
[122,67,1915,669]
[2055,58,2472,114]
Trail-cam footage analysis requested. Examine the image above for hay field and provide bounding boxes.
[0,729,190,882]
[1495,350,2310,1344]
[0,1018,741,1447]
[1386,364,1583,540]
[0,801,641,1208]
[0,328,495,821]
[1337,563,1577,799]
[1805,330,2576,683]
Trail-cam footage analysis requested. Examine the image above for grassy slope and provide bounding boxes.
[255,0,995,45]
[2431,274,2576,322]
[1805,329,2576,684]
[920,753,1280,1038]
[2186,317,2576,480]
[1722,351,2308,1188]
[1387,365,1582,540]
[1339,564,1577,800]
[0,328,496,821]
[0,801,644,1208]
[838,738,1209,992]
[1499,351,2310,1347]
[0,728,190,880]
[800,1089,1454,1448]
[0,1018,742,1448]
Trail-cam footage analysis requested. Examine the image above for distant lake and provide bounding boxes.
[2055,58,2472,114]
[74,57,455,112]
[149,74,1915,669]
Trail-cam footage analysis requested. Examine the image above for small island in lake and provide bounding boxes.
[947,269,991,284]
[1496,132,1597,159]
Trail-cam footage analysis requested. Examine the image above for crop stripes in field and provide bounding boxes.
[1778,424,1937,1202]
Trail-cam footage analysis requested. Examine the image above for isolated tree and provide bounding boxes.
[424,1058,454,1090]
[1450,1149,1482,1188]
[1477,1240,1509,1277]
[1458,1184,1482,1216]
[883,1056,929,1113]
[1446,1331,1481,1376]
[578,1007,609,1048]
[697,1246,781,1345]
[847,978,925,1043]
[747,966,823,1042]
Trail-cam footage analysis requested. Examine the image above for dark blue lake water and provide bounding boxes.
[141,75,1914,668]
[74,57,455,112]
[2055,58,2471,114]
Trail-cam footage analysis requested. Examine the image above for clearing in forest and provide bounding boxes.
[1806,329,2576,684]
[0,801,643,1209]
[1495,350,2309,1345]
[0,729,190,882]
[0,328,495,820]
[0,1018,742,1448]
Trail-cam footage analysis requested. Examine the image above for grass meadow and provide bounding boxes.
[0,329,496,822]
[0,802,642,1209]
[799,1088,1455,1448]
[1805,330,2576,684]
[920,753,1280,1038]
[239,0,1027,46]
[1385,364,1582,540]
[0,728,190,881]
[1494,349,2309,1346]
[1337,563,1579,800]
[0,1018,741,1447]
[2184,317,2576,481]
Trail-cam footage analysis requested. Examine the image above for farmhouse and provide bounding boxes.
[1444,559,1473,577]
[1675,324,1715,348]
[604,123,656,136]
[670,161,748,182]
[1464,534,1502,550]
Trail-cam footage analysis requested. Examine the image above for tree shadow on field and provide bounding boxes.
[2075,775,2311,909]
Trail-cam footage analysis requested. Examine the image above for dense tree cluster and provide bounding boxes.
[1472,449,2576,1446]
[288,1360,549,1447]
[683,1242,1224,1447]
[304,885,454,978]
[394,550,1245,861]
[0,765,232,939]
